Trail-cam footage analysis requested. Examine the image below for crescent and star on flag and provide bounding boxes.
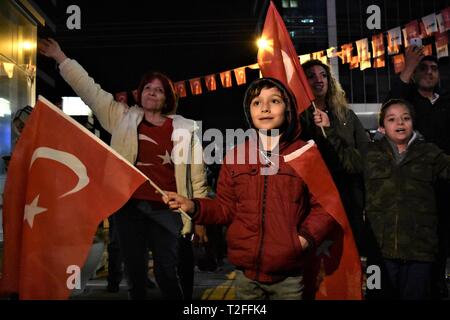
[23,147,90,228]
[24,135,173,228]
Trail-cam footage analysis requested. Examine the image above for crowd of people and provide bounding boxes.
[34,37,450,300]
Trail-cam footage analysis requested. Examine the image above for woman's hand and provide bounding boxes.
[162,191,196,214]
[313,109,330,127]
[38,38,68,64]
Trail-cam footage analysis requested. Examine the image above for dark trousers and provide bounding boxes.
[115,200,194,300]
[432,183,450,299]
[107,214,123,286]
[381,259,433,300]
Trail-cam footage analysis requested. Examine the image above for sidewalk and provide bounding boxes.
[70,259,237,300]
[71,257,450,300]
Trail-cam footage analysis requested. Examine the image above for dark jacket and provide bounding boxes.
[386,77,450,154]
[364,135,450,262]
[300,107,369,176]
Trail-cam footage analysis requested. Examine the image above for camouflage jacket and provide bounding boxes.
[364,136,450,262]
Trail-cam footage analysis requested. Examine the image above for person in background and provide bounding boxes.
[364,99,450,300]
[300,60,369,256]
[386,48,450,299]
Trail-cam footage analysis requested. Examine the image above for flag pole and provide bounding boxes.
[148,180,192,221]
[311,101,327,138]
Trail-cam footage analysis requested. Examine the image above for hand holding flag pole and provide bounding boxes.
[257,1,326,138]
[311,102,327,138]
[149,180,192,221]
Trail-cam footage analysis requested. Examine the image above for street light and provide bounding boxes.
[21,41,34,51]
[257,37,269,50]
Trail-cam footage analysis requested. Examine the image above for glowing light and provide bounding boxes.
[21,41,35,50]
[257,38,269,50]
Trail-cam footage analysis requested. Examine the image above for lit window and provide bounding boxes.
[0,98,11,117]
[282,0,289,8]
[300,18,314,24]
[290,0,299,8]
[290,31,295,38]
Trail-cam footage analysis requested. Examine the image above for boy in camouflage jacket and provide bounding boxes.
[365,99,450,300]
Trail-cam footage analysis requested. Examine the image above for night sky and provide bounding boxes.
[36,0,267,133]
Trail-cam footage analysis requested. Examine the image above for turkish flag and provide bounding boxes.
[219,71,232,88]
[233,67,247,86]
[205,74,217,91]
[257,1,315,115]
[175,81,187,98]
[405,20,420,42]
[371,33,385,58]
[387,27,402,55]
[441,7,450,31]
[340,43,354,64]
[189,78,202,95]
[284,141,363,300]
[0,97,147,299]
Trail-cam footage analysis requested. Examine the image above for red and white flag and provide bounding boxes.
[219,71,232,88]
[421,13,438,36]
[355,38,371,71]
[204,74,217,91]
[174,81,187,98]
[0,97,147,299]
[340,43,353,64]
[300,53,312,64]
[404,20,420,43]
[387,27,402,55]
[442,7,450,31]
[284,141,363,300]
[349,55,360,70]
[436,31,449,59]
[233,67,247,86]
[437,13,446,33]
[326,47,338,58]
[257,1,315,115]
[189,78,202,95]
[371,33,385,58]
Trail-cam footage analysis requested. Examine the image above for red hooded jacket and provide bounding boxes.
[195,137,336,283]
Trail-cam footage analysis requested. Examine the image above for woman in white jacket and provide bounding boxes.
[39,38,208,300]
